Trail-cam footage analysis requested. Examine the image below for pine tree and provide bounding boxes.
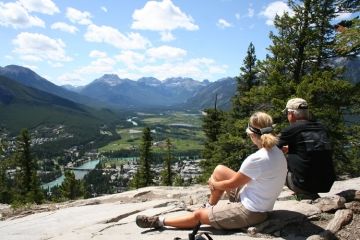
[200,95,226,179]
[0,162,12,203]
[13,129,43,204]
[0,137,10,203]
[137,127,153,188]
[232,42,259,119]
[60,170,83,200]
[248,0,358,173]
[199,0,359,182]
[334,17,360,56]
[160,138,173,186]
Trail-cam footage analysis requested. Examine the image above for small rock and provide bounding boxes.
[307,234,326,240]
[300,199,313,204]
[326,209,353,233]
[247,226,257,235]
[345,201,360,213]
[314,195,346,212]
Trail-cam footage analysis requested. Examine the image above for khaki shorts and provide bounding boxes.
[208,188,268,229]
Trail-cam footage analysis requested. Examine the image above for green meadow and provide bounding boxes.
[99,111,205,157]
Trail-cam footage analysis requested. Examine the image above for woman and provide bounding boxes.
[136,112,287,230]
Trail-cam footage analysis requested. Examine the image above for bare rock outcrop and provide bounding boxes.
[0,178,359,240]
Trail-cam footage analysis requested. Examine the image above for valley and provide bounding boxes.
[1,109,206,196]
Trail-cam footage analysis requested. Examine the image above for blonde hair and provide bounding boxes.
[249,112,278,149]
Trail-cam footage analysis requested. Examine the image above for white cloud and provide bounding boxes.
[51,22,78,34]
[89,50,107,58]
[131,0,199,32]
[19,0,59,15]
[146,45,187,61]
[130,57,227,80]
[101,6,107,12]
[57,72,85,85]
[49,62,63,68]
[248,7,255,18]
[217,19,232,29]
[260,1,294,26]
[20,54,42,62]
[0,1,45,29]
[66,7,92,25]
[84,24,151,49]
[24,64,38,70]
[160,31,175,42]
[235,13,241,20]
[12,32,72,63]
[115,69,143,80]
[76,57,116,75]
[57,57,116,85]
[115,50,145,67]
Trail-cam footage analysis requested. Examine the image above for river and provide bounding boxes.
[41,159,100,189]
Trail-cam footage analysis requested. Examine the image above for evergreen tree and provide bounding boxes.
[247,0,358,173]
[160,138,173,186]
[232,42,259,119]
[199,0,359,180]
[0,137,10,203]
[202,95,224,143]
[200,43,265,182]
[200,95,226,180]
[135,127,153,188]
[83,163,112,198]
[334,17,360,56]
[129,169,141,189]
[60,170,83,200]
[13,129,43,204]
[0,161,12,203]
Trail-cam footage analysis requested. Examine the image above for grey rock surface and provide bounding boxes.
[0,178,359,240]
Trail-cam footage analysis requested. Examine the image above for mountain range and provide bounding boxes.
[0,71,121,153]
[77,74,211,109]
[0,64,237,140]
[0,56,359,135]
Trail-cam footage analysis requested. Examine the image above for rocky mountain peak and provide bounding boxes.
[93,74,131,87]
[137,77,161,86]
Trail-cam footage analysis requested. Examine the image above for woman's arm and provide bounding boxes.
[209,171,251,191]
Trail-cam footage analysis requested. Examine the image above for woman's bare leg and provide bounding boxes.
[164,208,210,229]
[163,165,236,229]
[208,165,237,205]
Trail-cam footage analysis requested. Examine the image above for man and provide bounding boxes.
[278,98,336,200]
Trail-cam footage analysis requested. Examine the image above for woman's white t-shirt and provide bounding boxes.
[239,146,287,212]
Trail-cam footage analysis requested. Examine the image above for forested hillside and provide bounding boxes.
[200,0,360,179]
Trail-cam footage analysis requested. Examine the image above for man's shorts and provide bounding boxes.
[286,172,320,200]
[208,188,268,229]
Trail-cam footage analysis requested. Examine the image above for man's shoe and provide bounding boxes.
[136,215,162,229]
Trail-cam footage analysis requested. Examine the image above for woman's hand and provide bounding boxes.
[208,175,215,191]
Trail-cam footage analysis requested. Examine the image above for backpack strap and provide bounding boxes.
[174,222,214,240]
[188,222,201,240]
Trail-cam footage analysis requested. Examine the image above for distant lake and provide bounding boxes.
[42,159,100,189]
[168,123,195,127]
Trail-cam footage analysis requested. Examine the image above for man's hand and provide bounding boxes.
[282,145,289,154]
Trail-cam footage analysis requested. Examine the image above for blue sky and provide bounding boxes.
[0,0,354,86]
